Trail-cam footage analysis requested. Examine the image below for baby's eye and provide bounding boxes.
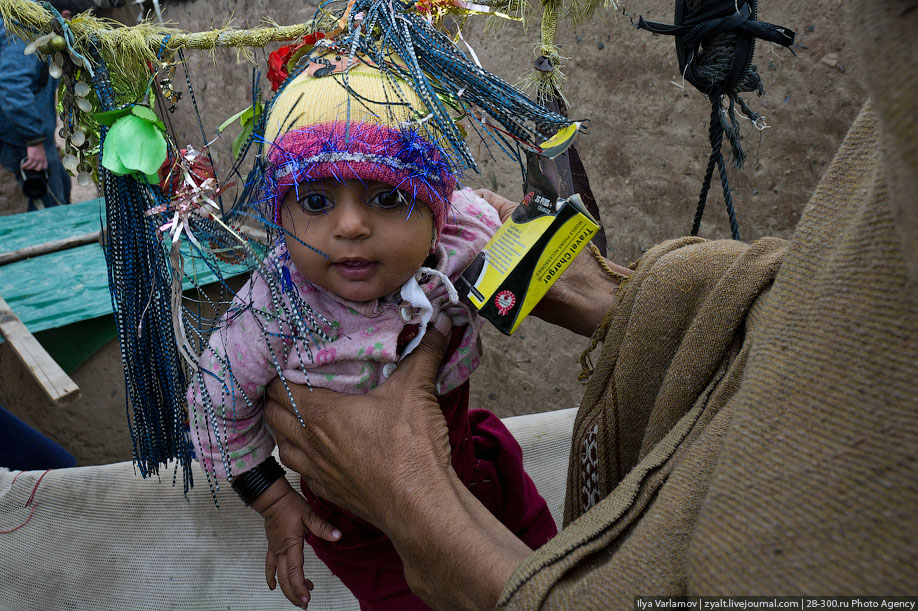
[300,193,333,213]
[368,189,407,210]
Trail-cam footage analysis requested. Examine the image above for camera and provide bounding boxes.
[19,164,48,200]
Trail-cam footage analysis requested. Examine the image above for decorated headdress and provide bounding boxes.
[263,55,457,238]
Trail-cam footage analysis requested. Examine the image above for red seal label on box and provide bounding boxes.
[495,290,516,316]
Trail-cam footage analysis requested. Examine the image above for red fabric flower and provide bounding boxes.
[266,33,326,91]
[268,44,295,91]
[158,149,216,198]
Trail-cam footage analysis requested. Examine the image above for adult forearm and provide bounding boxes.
[384,470,532,610]
[532,246,630,338]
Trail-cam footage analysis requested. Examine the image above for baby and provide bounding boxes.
[188,57,557,610]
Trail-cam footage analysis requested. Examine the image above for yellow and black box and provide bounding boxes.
[458,191,599,335]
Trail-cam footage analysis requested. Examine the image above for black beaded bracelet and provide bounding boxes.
[231,456,286,505]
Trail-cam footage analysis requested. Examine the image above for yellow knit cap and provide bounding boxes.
[265,55,430,147]
[264,52,458,232]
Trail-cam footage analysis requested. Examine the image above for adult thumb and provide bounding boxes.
[389,313,451,389]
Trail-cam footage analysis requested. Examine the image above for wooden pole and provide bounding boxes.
[0,231,101,267]
[0,295,80,405]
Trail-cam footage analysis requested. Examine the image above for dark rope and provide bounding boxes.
[636,0,794,239]
[89,39,195,492]
[692,96,741,239]
[693,100,720,236]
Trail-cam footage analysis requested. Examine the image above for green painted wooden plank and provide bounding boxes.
[0,198,105,252]
[0,242,250,334]
[0,243,112,333]
[36,316,117,374]
[0,201,251,335]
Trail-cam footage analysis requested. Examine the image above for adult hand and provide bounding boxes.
[265,320,533,609]
[21,144,48,172]
[475,189,632,337]
[475,188,517,224]
[265,316,452,527]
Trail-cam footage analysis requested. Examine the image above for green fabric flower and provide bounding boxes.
[96,105,167,184]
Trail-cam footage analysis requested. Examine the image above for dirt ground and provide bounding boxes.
[0,0,865,465]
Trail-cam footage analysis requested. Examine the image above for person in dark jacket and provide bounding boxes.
[0,14,70,211]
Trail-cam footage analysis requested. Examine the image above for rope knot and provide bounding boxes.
[636,0,794,97]
[635,0,795,240]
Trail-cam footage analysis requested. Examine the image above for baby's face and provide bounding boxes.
[280,178,434,302]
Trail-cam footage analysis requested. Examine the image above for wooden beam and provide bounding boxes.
[0,295,80,404]
[0,231,102,267]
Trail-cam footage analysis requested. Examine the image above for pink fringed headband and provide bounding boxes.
[267,122,458,236]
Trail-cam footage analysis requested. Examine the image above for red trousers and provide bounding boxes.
[300,383,557,610]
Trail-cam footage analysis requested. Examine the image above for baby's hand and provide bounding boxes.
[252,479,342,609]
